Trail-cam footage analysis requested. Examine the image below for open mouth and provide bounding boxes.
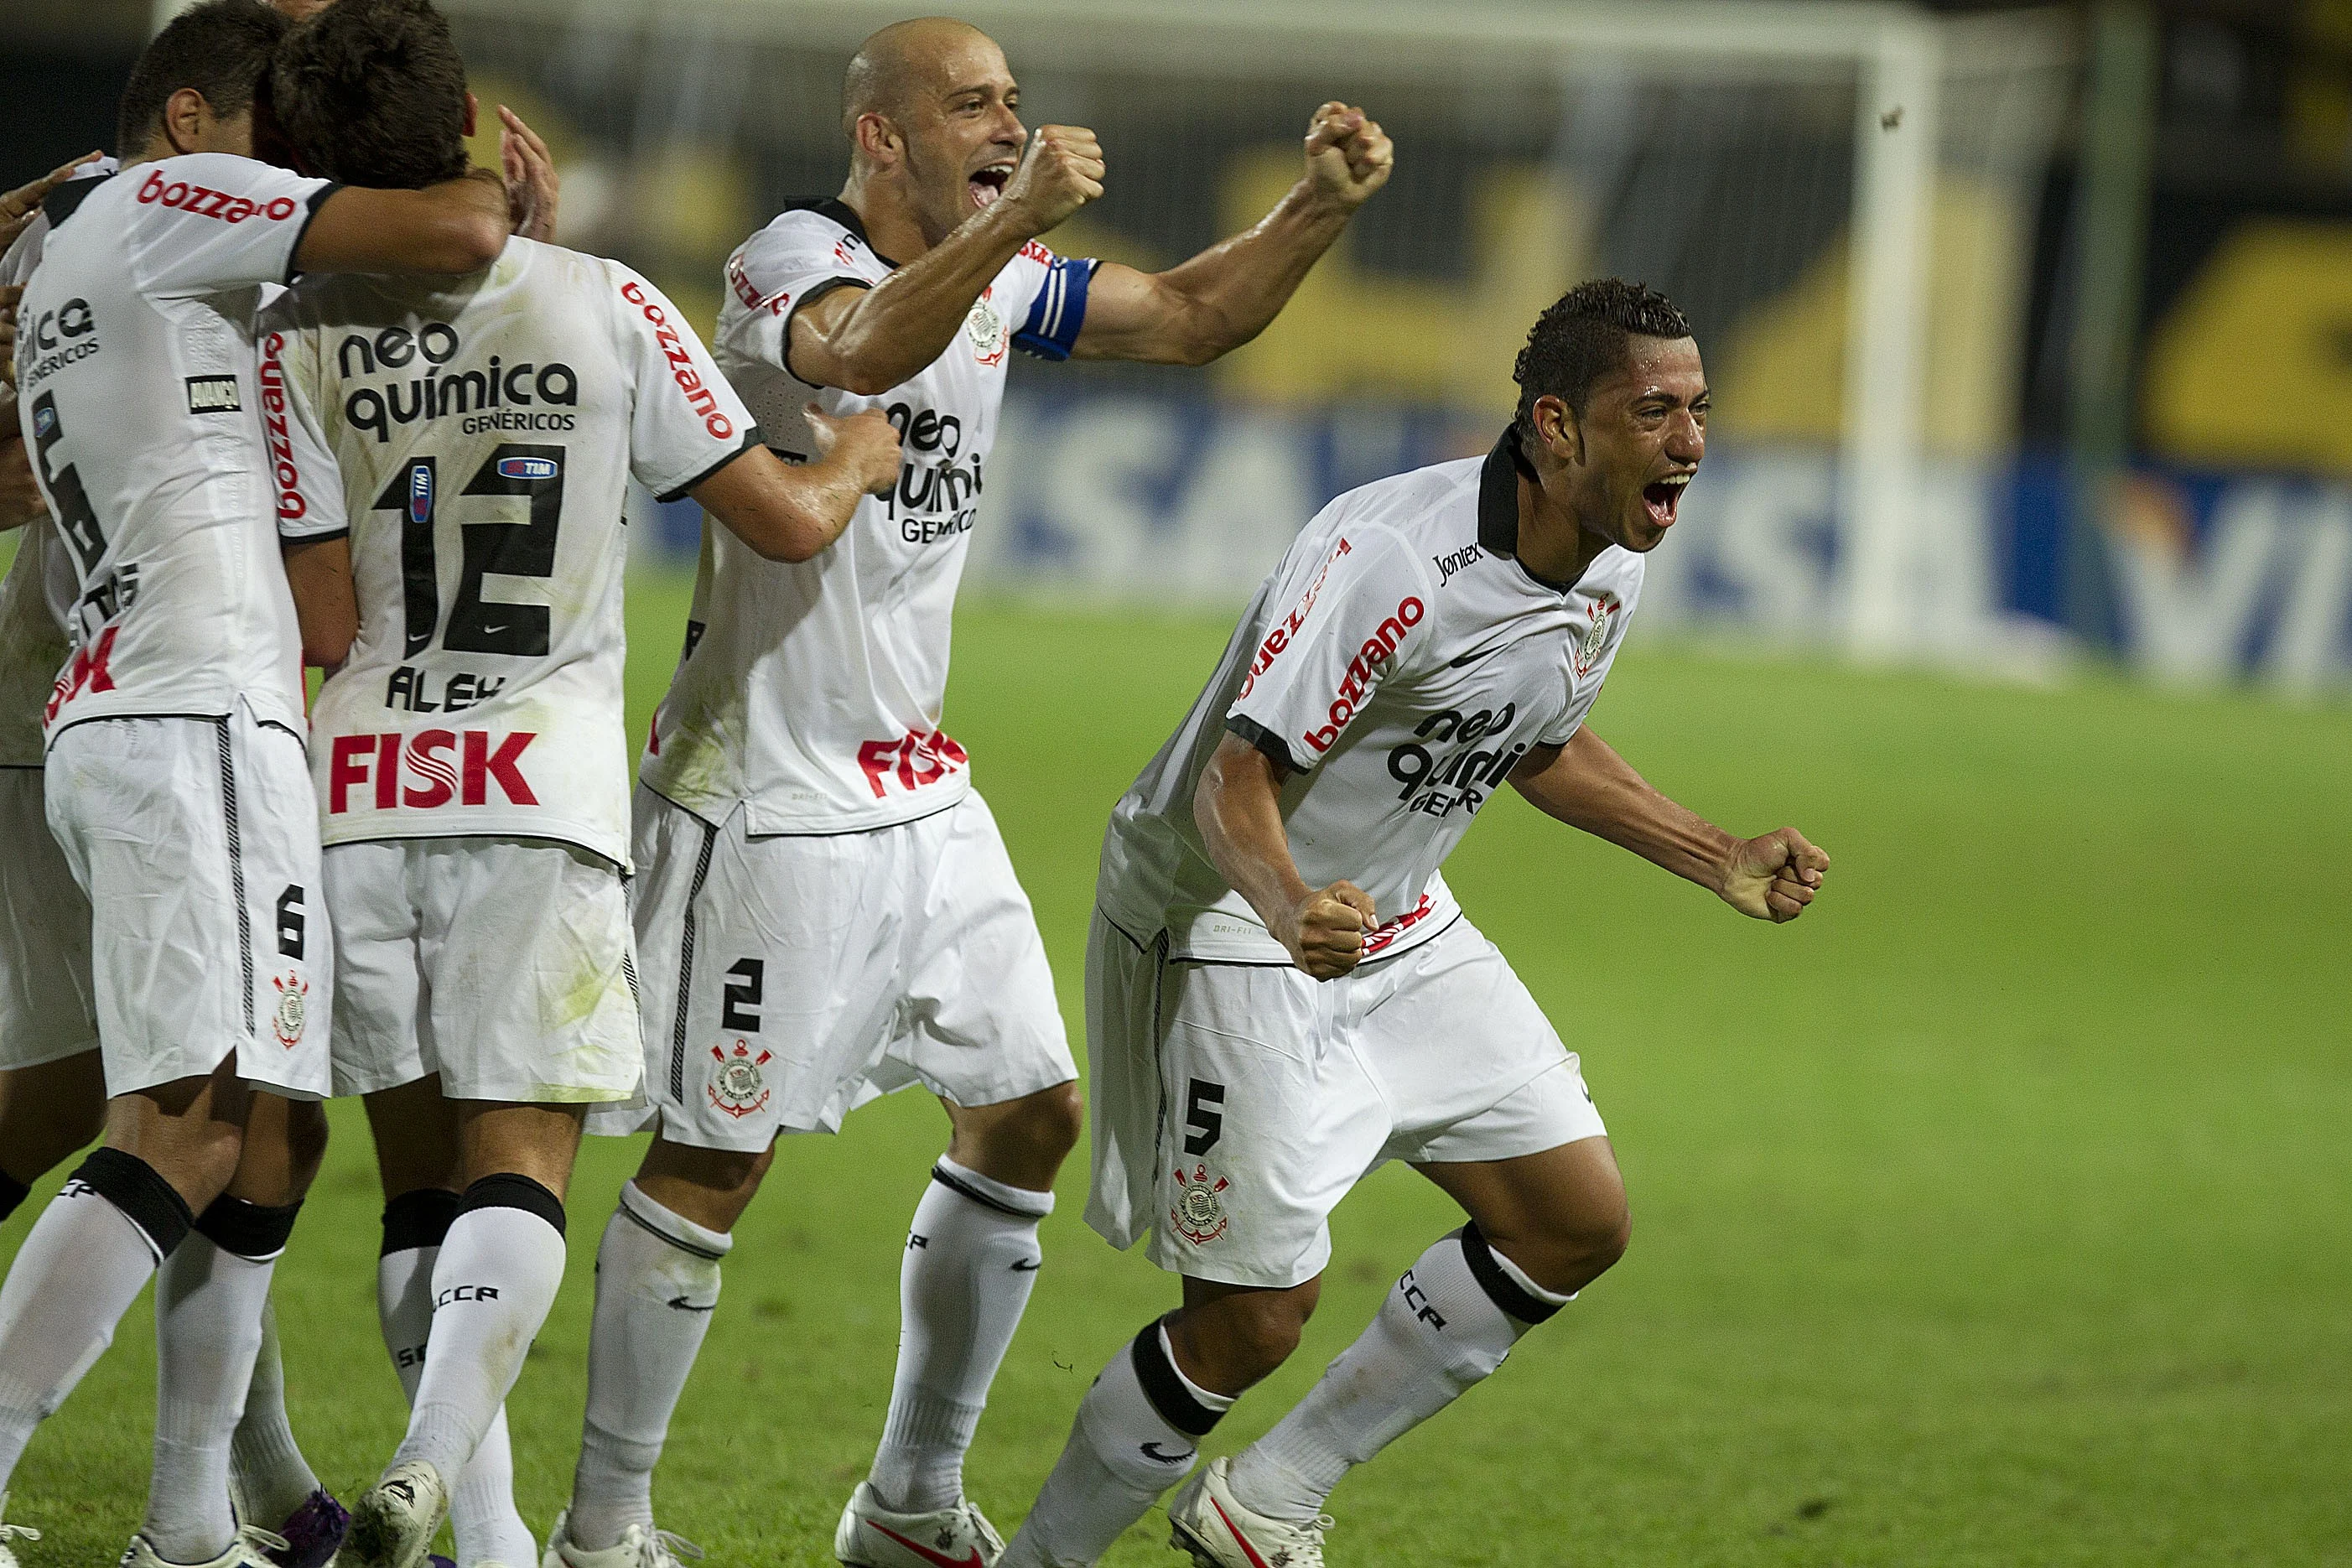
[968,163,1014,210]
[1642,472,1692,531]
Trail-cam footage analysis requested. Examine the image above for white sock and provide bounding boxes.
[870,1159,1053,1514]
[1227,1225,1571,1521]
[377,1190,538,1566]
[389,1176,568,1492]
[565,1181,731,1551]
[148,1232,278,1561]
[999,1321,1229,1568]
[231,1290,325,1525]
[0,1150,190,1492]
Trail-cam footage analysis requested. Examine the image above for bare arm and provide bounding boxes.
[1193,732,1379,979]
[1509,726,1830,922]
[282,534,358,669]
[691,407,901,563]
[1073,103,1392,366]
[0,435,43,532]
[789,127,1104,395]
[293,168,509,278]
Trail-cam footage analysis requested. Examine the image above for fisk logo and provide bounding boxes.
[44,626,118,724]
[496,454,558,481]
[857,729,968,798]
[327,729,538,813]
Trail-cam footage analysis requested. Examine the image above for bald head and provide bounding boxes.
[842,17,1003,136]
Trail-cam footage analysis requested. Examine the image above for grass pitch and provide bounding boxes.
[4,579,2349,1565]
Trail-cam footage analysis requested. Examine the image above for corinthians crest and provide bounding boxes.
[270,974,308,1047]
[707,1038,772,1119]
[1169,1162,1230,1245]
[965,289,1006,366]
[1573,591,1619,678]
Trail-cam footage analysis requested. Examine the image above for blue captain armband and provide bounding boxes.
[1012,254,1097,361]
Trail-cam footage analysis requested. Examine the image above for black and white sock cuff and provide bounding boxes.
[1458,1222,1575,1324]
[68,1147,195,1263]
[1129,1316,1231,1439]
[195,1193,303,1262]
[616,1178,733,1260]
[457,1171,568,1238]
[930,1156,1055,1221]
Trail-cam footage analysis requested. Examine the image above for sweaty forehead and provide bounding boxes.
[1594,335,1705,404]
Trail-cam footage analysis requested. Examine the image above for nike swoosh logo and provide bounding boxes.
[1010,1258,1041,1272]
[1449,645,1503,668]
[666,1295,718,1312]
[864,1520,983,1568]
[1210,1498,1275,1568]
[1140,1441,1196,1464]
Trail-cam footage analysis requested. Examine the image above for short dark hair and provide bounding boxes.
[115,0,289,156]
[1513,279,1693,434]
[270,0,470,190]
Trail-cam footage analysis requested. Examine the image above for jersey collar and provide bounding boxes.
[42,170,112,228]
[780,195,901,269]
[1477,427,1579,595]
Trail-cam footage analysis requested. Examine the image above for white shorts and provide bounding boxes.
[0,766,96,1072]
[598,786,1076,1151]
[1084,910,1606,1290]
[43,705,331,1100]
[325,835,641,1103]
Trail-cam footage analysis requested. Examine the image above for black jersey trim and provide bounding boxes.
[283,526,350,549]
[1223,714,1299,777]
[42,171,112,227]
[777,195,897,267]
[1477,428,1578,595]
[654,428,765,504]
[282,180,344,284]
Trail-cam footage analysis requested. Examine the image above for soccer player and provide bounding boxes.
[0,147,355,1568]
[999,281,1831,1568]
[544,18,1393,1568]
[0,0,538,1558]
[254,4,901,1565]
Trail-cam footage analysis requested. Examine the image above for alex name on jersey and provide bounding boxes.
[640,198,1094,835]
[1097,431,1644,966]
[12,153,337,742]
[267,237,757,866]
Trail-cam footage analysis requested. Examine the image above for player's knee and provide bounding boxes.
[1178,1285,1316,1389]
[1014,1079,1083,1159]
[1541,1194,1633,1291]
[281,1098,331,1189]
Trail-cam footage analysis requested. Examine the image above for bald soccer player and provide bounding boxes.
[540,18,1392,1568]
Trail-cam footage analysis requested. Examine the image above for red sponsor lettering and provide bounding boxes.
[1359,893,1436,958]
[726,253,788,317]
[258,333,305,522]
[326,729,536,812]
[619,278,737,440]
[855,729,970,799]
[1017,239,1055,266]
[1238,537,1351,700]
[44,626,119,723]
[1298,594,1424,755]
[136,167,298,225]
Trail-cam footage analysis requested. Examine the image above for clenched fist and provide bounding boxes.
[1717,828,1830,923]
[1302,103,1392,211]
[996,125,1105,237]
[1279,880,1378,980]
[804,403,902,496]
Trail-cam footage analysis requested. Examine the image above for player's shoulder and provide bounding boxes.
[1332,454,1486,544]
[739,197,889,273]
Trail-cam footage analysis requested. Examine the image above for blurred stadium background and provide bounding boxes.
[3,2,2349,1563]
[11,0,2352,692]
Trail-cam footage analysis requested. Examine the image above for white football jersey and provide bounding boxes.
[12,153,336,743]
[641,198,1096,833]
[0,159,115,769]
[1096,434,1645,964]
[267,238,755,866]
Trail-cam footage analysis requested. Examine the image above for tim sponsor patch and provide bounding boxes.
[185,375,241,414]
